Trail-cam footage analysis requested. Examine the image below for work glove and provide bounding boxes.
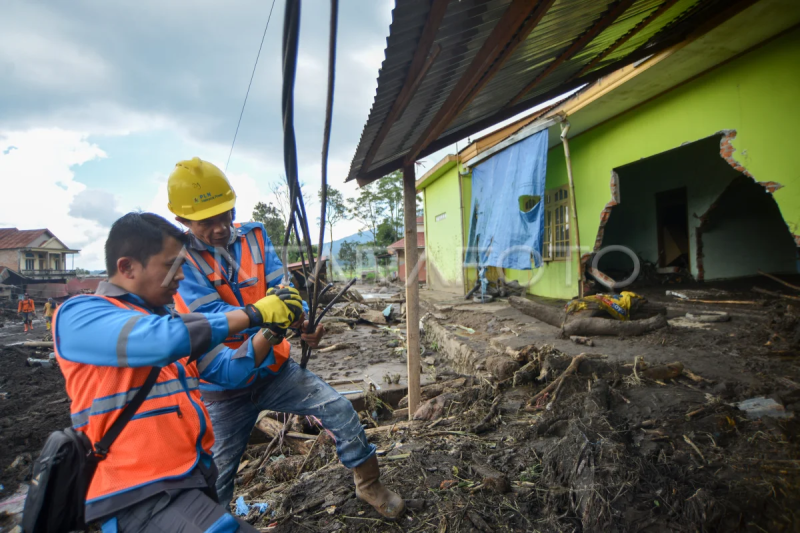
[244,287,304,333]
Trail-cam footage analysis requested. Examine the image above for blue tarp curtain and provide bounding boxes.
[464,129,548,270]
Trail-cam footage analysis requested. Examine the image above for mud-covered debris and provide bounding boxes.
[736,396,792,419]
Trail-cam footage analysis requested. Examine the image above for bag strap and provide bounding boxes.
[93,366,161,458]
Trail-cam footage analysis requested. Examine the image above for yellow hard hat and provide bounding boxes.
[167,158,237,220]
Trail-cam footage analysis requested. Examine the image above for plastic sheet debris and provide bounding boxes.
[235,496,270,516]
[0,484,28,522]
[736,397,792,419]
[26,358,52,368]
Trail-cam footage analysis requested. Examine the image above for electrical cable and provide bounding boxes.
[279,0,347,369]
[225,0,278,172]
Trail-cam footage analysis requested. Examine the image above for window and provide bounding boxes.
[543,185,570,261]
[53,257,61,270]
[25,259,35,270]
[435,212,447,222]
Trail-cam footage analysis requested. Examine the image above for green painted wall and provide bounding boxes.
[523,27,800,298]
[423,164,466,293]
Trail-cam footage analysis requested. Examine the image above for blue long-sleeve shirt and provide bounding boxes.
[176,222,308,392]
[55,281,271,390]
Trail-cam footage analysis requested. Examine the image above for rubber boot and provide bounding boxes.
[353,455,404,519]
[46,321,51,331]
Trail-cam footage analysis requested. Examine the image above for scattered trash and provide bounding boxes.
[26,358,52,368]
[235,496,269,516]
[0,484,28,522]
[685,311,730,323]
[566,291,647,321]
[666,290,689,300]
[668,317,712,329]
[570,335,594,346]
[736,397,792,419]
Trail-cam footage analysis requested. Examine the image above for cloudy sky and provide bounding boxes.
[0,0,407,269]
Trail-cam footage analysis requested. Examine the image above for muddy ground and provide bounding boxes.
[1,279,799,532]
[0,319,69,499]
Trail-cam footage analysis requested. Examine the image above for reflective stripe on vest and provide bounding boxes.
[173,225,289,374]
[54,295,214,503]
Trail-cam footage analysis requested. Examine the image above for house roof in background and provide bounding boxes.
[0,228,49,250]
[388,233,426,251]
[347,0,754,184]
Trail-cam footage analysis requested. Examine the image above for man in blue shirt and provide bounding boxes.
[168,158,404,519]
[55,212,304,532]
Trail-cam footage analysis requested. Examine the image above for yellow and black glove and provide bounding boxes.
[244,286,304,334]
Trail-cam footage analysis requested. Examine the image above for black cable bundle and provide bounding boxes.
[280,0,346,369]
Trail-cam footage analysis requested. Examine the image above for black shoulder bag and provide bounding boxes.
[22,367,161,533]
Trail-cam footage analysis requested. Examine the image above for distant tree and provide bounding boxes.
[347,182,385,246]
[338,240,357,275]
[75,267,90,276]
[268,179,314,229]
[318,186,347,280]
[375,217,399,248]
[251,202,286,248]
[376,170,404,240]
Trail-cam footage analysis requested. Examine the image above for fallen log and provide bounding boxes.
[509,296,667,337]
[21,341,54,348]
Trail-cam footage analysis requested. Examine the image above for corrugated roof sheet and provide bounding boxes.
[0,228,49,250]
[349,0,742,183]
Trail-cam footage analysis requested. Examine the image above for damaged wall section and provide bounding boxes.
[536,26,800,297]
[598,134,797,280]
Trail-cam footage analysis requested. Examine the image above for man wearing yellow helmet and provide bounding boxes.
[167,158,404,519]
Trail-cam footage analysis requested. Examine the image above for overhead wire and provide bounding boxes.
[225,0,278,172]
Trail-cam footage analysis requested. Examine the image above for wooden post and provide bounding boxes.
[560,121,583,298]
[403,163,421,419]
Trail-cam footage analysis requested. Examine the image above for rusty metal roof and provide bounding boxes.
[348,0,754,184]
[0,228,49,250]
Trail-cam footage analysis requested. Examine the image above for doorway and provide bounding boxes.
[655,187,689,269]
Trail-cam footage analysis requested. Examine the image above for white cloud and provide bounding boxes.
[0,128,110,269]
[69,188,124,227]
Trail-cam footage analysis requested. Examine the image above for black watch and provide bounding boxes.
[260,328,284,346]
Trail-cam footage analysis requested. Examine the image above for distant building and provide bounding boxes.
[0,228,81,299]
[387,217,426,283]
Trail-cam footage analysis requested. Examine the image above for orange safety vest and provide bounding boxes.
[18,298,35,312]
[173,224,290,374]
[55,295,215,503]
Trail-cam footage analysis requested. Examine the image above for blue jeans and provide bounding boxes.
[204,359,375,507]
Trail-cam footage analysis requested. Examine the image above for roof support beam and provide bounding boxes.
[402,0,556,167]
[574,0,680,80]
[360,0,449,176]
[508,0,637,108]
